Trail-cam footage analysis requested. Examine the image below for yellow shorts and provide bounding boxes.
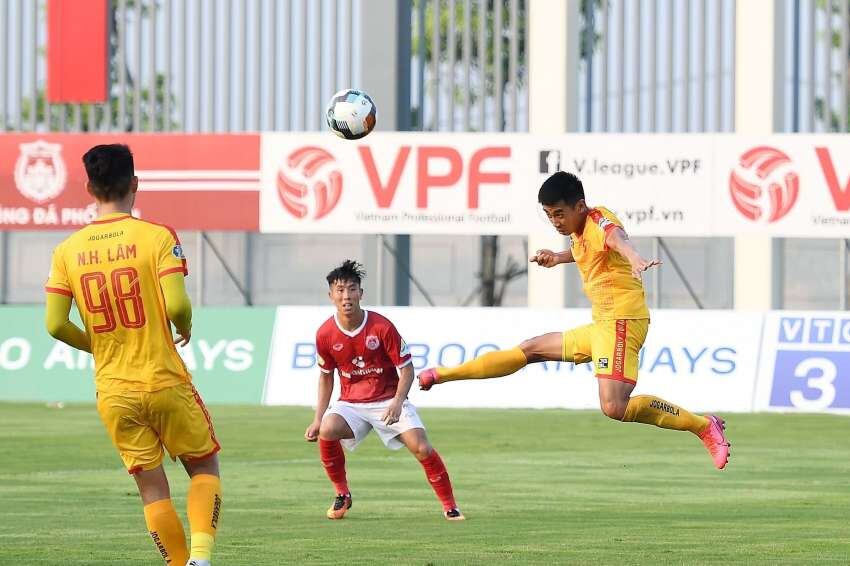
[562,319,649,383]
[96,382,220,474]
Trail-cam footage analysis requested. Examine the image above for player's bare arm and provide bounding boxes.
[529,247,574,268]
[605,227,662,278]
[381,363,414,426]
[306,369,334,441]
[45,293,92,353]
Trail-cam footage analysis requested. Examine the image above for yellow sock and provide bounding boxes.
[143,498,188,565]
[187,474,222,561]
[437,347,528,382]
[623,395,709,434]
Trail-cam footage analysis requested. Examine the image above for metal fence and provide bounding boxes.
[0,0,359,133]
[406,0,530,307]
[578,0,737,134]
[783,0,850,133]
[571,0,736,310]
[782,0,850,309]
[0,0,379,308]
[411,0,528,132]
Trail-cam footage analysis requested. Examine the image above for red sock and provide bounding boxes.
[319,439,349,495]
[419,450,457,511]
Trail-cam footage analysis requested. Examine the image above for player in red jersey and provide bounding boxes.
[304,260,464,521]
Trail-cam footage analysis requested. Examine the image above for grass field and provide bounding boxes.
[1,404,849,565]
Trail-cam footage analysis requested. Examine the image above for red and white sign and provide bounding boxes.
[4,133,849,237]
[728,146,799,223]
[260,133,715,236]
[261,133,542,235]
[0,134,260,231]
[714,135,850,237]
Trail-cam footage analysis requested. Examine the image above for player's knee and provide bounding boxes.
[600,399,627,421]
[182,454,219,478]
[133,472,171,505]
[138,487,171,505]
[519,338,545,363]
[411,441,433,461]
[317,423,337,441]
[318,420,346,441]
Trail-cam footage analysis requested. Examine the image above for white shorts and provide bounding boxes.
[325,399,425,451]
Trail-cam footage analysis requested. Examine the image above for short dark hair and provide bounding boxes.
[82,144,135,202]
[326,259,366,287]
[538,171,585,207]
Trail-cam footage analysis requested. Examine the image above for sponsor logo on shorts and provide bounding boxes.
[597,358,609,369]
[649,399,680,416]
[614,320,627,377]
[365,335,380,350]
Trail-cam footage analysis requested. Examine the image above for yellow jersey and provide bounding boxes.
[45,212,191,393]
[570,206,650,321]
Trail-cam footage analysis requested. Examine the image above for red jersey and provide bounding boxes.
[315,310,412,403]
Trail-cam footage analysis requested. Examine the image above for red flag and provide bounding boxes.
[47,0,109,103]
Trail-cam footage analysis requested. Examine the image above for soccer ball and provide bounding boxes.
[325,89,377,140]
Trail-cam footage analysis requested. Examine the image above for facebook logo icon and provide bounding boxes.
[539,150,561,174]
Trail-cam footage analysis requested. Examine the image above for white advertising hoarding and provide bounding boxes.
[259,132,850,238]
[754,311,850,414]
[263,307,763,413]
[545,135,715,237]
[260,133,546,235]
[715,136,850,238]
[259,133,715,237]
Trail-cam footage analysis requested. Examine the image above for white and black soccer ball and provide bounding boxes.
[325,89,377,140]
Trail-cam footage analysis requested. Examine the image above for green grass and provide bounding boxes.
[1,404,849,565]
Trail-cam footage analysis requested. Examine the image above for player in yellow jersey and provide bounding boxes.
[418,172,730,470]
[44,145,222,566]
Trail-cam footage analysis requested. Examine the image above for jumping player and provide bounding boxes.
[304,260,464,521]
[418,172,731,470]
[45,144,222,566]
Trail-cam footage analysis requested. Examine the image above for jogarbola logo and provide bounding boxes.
[15,140,68,203]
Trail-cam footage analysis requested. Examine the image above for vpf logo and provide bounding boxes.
[276,146,342,219]
[15,140,68,203]
[729,146,799,223]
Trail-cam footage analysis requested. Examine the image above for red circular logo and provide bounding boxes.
[277,146,343,219]
[729,146,799,223]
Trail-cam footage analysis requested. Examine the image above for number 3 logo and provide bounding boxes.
[790,357,837,410]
